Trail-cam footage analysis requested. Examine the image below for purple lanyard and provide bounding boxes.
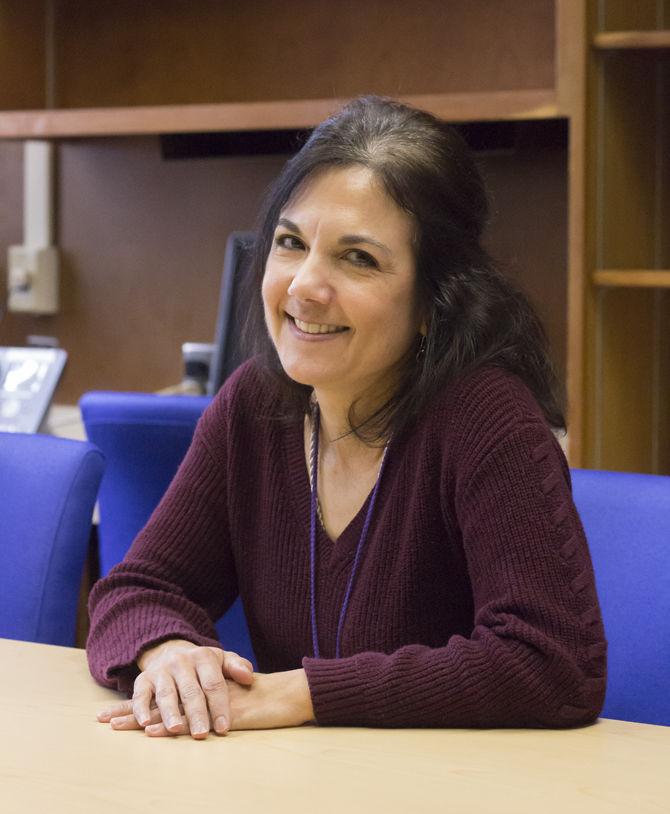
[308,404,390,659]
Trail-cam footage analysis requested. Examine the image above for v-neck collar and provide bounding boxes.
[284,417,375,558]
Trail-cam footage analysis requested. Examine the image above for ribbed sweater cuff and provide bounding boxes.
[302,654,371,726]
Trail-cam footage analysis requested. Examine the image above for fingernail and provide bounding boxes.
[214,716,228,733]
[168,716,182,729]
[192,719,209,736]
[97,710,110,719]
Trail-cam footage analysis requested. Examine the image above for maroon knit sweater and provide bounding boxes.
[87,360,606,728]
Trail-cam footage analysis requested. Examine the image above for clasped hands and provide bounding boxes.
[97,639,315,739]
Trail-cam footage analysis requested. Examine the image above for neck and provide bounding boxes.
[311,386,387,464]
[311,389,353,443]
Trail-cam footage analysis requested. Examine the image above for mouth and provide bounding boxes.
[287,314,349,335]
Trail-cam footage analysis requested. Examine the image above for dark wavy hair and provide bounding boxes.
[243,95,565,441]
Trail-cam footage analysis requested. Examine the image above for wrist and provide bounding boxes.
[137,638,196,671]
[293,668,315,724]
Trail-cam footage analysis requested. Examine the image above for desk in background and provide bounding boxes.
[1,638,668,814]
[44,404,87,441]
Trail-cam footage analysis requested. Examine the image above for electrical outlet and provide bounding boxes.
[7,245,59,314]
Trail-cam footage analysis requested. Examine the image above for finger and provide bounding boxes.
[154,674,188,735]
[145,722,171,737]
[132,674,155,727]
[110,707,162,731]
[145,715,186,737]
[146,712,207,739]
[172,664,211,738]
[221,650,255,686]
[97,700,134,722]
[195,657,230,735]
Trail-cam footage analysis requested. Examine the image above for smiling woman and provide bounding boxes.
[262,165,422,422]
[87,96,607,739]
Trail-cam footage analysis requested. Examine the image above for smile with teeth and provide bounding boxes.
[292,316,348,335]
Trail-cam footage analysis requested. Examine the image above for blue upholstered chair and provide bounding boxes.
[79,392,255,665]
[79,392,211,576]
[571,468,670,726]
[0,432,104,646]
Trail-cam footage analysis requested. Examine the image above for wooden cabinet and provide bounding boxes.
[0,0,559,135]
[0,0,667,473]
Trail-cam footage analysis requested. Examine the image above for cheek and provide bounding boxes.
[261,264,283,316]
[387,290,421,335]
[374,294,422,358]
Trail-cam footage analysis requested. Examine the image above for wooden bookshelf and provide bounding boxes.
[0,89,559,140]
[593,270,670,288]
[593,30,670,49]
[581,0,670,474]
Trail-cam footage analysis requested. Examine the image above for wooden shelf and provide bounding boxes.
[593,270,670,288]
[593,30,670,50]
[0,89,559,139]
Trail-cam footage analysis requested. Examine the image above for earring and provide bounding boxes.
[416,334,426,361]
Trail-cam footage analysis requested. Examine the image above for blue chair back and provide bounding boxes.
[0,432,104,645]
[571,468,670,726]
[79,392,211,576]
[79,392,255,665]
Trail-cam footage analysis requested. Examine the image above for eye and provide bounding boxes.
[274,234,304,251]
[344,249,378,269]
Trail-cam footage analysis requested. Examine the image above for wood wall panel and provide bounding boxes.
[0,140,23,340]
[480,143,568,382]
[0,139,287,401]
[0,140,22,247]
[0,134,568,405]
[52,0,556,108]
[0,0,46,109]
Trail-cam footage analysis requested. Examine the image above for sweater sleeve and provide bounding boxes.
[86,398,237,694]
[302,398,607,728]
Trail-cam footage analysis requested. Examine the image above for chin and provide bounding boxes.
[275,356,323,388]
[288,365,348,393]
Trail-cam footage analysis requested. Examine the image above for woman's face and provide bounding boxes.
[262,165,423,405]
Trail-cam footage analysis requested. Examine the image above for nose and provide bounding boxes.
[286,249,332,303]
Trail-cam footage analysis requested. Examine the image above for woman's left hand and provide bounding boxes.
[98,668,314,736]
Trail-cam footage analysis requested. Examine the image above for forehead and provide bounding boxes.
[280,165,415,244]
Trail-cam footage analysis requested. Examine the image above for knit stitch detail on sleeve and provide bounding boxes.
[449,415,607,726]
[529,436,607,721]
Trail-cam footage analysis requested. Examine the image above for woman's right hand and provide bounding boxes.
[97,639,254,738]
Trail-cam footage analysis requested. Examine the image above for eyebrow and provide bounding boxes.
[276,217,392,257]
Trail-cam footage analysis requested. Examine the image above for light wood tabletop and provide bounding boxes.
[1,637,668,814]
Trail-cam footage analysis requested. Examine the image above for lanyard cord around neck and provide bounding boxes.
[308,403,390,659]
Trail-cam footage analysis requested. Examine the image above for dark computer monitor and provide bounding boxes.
[207,231,256,396]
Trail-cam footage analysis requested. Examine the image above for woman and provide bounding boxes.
[90,96,606,738]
